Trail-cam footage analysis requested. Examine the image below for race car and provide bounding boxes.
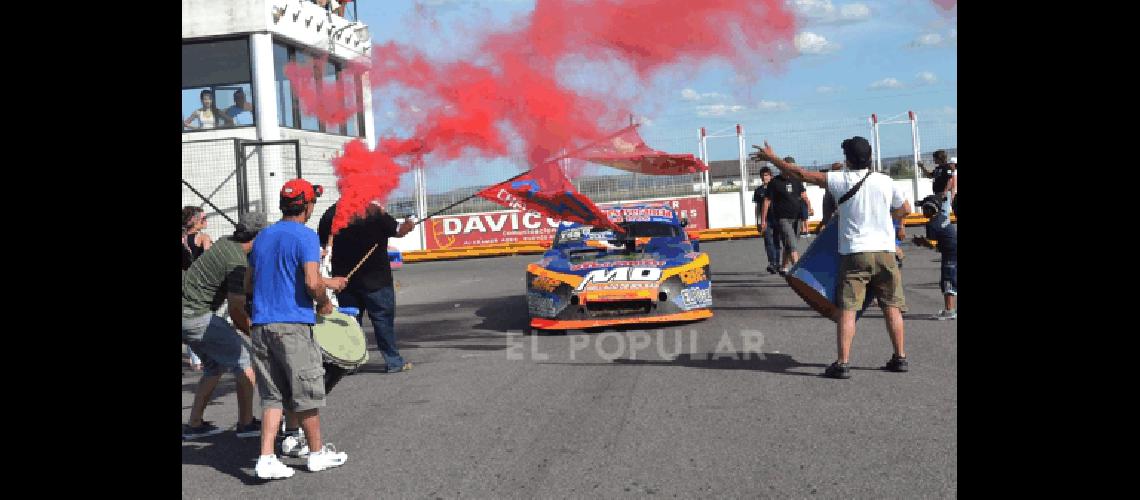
[526,203,712,332]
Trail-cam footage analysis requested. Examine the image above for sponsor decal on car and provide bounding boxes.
[574,267,663,291]
[569,260,665,271]
[527,291,557,317]
[530,275,562,292]
[678,267,707,285]
[679,286,712,308]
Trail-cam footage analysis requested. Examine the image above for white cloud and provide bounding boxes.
[795,32,840,55]
[696,104,746,117]
[637,116,655,127]
[681,88,726,102]
[943,106,956,115]
[916,71,938,85]
[757,100,791,112]
[869,77,904,90]
[839,3,871,22]
[908,28,957,48]
[816,85,841,94]
[793,0,871,24]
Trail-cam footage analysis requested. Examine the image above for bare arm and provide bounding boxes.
[303,262,333,313]
[800,191,814,215]
[227,293,252,335]
[761,198,771,227]
[197,232,213,252]
[750,143,827,187]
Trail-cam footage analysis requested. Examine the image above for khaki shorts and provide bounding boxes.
[838,252,906,311]
[250,323,326,412]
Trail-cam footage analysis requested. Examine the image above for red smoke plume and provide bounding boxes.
[329,138,422,235]
[306,0,798,234]
[931,0,957,11]
[283,56,366,125]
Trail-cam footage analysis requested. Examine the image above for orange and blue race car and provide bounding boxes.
[526,203,712,333]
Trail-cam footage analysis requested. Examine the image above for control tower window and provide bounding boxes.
[182,38,254,132]
[274,40,366,138]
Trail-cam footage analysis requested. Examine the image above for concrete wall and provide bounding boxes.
[711,177,936,230]
[183,0,268,39]
[183,0,369,62]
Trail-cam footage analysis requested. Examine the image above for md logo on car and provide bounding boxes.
[575,267,663,291]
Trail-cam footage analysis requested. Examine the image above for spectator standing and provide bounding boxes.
[752,167,782,274]
[760,162,812,275]
[753,137,911,380]
[915,196,957,320]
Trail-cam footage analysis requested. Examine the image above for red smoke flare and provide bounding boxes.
[329,138,423,236]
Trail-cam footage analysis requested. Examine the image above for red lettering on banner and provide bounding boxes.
[424,196,707,250]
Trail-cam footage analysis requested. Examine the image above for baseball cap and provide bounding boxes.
[280,178,323,207]
[233,211,269,242]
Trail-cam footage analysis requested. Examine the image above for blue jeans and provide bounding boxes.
[760,218,782,268]
[336,286,405,371]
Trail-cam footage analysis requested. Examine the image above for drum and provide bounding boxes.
[312,307,368,393]
[785,217,875,321]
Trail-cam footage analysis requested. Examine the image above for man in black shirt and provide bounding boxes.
[318,200,417,373]
[752,167,782,274]
[760,166,812,274]
[919,150,956,215]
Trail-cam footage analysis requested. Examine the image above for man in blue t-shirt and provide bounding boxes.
[914,195,957,320]
[246,178,350,480]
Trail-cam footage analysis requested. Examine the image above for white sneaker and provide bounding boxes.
[281,431,310,458]
[307,443,348,472]
[255,455,295,480]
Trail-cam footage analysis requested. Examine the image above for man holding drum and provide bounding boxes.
[247,179,350,480]
[752,137,911,380]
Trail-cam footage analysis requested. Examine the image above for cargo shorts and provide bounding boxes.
[838,251,907,311]
[250,323,326,412]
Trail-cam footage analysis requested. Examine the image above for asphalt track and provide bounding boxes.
[182,236,957,498]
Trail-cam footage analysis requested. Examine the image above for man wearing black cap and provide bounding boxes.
[246,178,350,479]
[752,137,911,380]
[181,211,269,440]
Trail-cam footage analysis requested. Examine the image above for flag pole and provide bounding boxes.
[409,170,530,227]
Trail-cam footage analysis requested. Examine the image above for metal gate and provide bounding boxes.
[181,138,301,233]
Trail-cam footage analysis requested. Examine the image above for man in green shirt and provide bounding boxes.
[181,212,268,439]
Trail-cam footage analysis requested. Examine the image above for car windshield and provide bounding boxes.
[553,225,615,246]
[620,222,678,239]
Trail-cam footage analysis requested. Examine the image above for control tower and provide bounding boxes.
[182,0,374,233]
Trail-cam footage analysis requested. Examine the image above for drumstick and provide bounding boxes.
[346,244,379,281]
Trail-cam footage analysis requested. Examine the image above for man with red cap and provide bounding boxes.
[246,178,350,479]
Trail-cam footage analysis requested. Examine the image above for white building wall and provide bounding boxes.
[182,0,268,39]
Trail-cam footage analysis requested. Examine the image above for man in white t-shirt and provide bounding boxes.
[752,136,911,379]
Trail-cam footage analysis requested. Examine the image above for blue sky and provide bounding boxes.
[355,0,956,192]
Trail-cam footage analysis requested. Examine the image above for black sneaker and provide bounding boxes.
[823,362,851,379]
[182,421,224,440]
[235,417,261,438]
[883,354,909,372]
[766,265,777,274]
